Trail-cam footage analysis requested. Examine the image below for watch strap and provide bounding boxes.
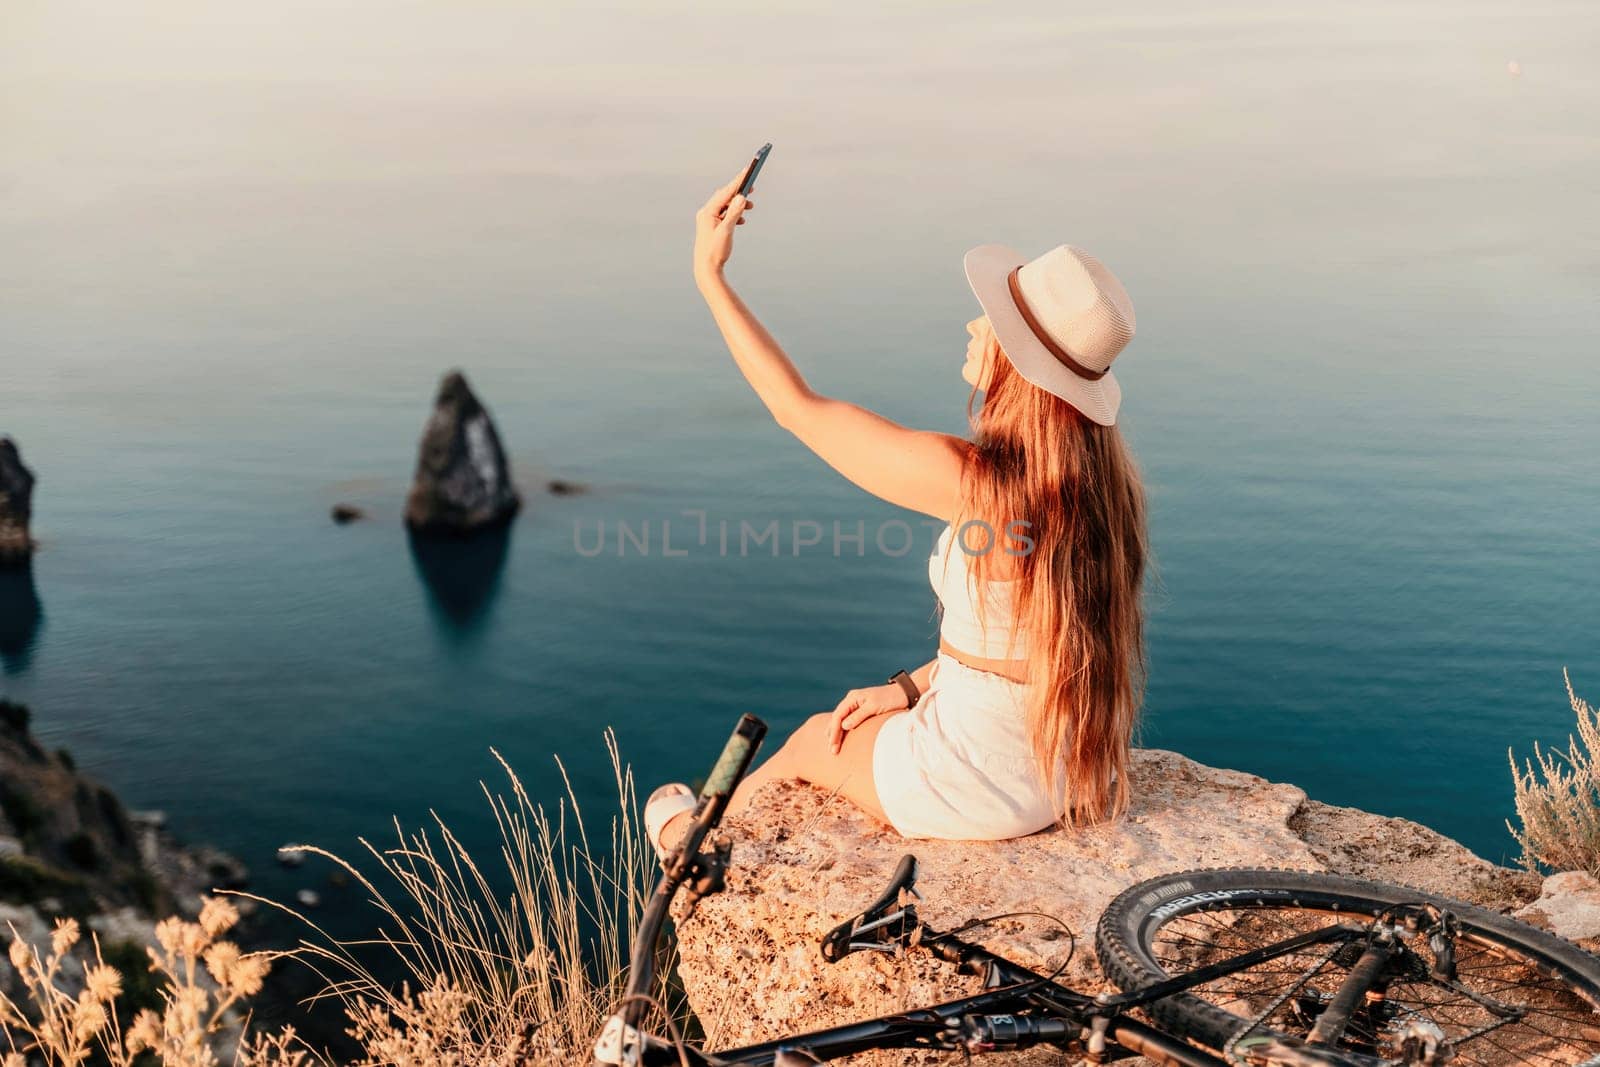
[888,669,920,709]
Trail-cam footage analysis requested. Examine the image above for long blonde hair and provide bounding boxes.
[956,351,1150,828]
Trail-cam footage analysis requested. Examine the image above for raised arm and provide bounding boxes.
[693,175,967,520]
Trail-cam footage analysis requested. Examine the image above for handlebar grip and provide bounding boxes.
[701,713,767,800]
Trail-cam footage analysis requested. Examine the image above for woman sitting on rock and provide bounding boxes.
[647,171,1150,850]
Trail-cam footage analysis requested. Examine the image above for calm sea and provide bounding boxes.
[3,0,1597,932]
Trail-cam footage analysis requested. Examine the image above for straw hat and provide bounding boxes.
[964,244,1136,426]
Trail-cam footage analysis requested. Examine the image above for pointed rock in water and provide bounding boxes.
[403,371,521,535]
[0,437,36,567]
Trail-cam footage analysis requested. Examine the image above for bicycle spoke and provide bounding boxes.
[1147,904,1600,1065]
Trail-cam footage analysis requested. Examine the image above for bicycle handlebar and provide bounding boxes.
[701,713,766,800]
[597,714,769,1066]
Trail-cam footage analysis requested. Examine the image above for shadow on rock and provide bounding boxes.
[407,524,511,634]
[0,560,43,674]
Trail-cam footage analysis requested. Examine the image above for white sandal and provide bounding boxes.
[644,782,698,860]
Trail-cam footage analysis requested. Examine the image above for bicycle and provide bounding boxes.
[592,715,1600,1066]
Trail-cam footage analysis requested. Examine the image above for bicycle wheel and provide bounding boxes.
[1096,868,1600,1066]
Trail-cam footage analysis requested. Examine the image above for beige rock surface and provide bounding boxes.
[670,748,1540,1065]
[1516,870,1600,944]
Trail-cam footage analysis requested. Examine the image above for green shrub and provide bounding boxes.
[0,784,44,843]
[0,854,96,916]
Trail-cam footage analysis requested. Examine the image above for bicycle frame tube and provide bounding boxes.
[1306,939,1397,1048]
[636,983,1230,1067]
[643,919,1370,1066]
[681,986,1070,1065]
[1098,920,1371,1014]
[917,916,1365,1015]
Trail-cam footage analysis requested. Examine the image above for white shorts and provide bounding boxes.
[871,653,1066,840]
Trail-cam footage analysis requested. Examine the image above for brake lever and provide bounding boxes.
[821,854,922,962]
[680,832,733,917]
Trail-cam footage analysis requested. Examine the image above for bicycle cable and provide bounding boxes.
[923,908,1078,991]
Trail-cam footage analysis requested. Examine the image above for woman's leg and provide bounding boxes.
[729,710,897,819]
[658,710,902,852]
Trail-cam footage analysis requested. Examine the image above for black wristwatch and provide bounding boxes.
[888,669,921,709]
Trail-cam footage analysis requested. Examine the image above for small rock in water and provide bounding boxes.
[1507,59,1522,77]
[201,846,250,890]
[0,437,36,567]
[546,479,588,496]
[404,371,521,535]
[295,888,321,909]
[276,845,307,868]
[330,503,366,524]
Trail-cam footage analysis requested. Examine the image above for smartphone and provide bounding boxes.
[737,143,772,197]
[720,143,772,217]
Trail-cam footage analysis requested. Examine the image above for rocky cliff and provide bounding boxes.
[670,749,1574,1065]
[0,700,245,963]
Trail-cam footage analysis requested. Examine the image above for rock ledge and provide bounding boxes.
[671,749,1547,1063]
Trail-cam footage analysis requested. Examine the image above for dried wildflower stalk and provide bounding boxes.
[255,727,673,1064]
[1,728,671,1066]
[2,900,308,1067]
[1509,671,1600,877]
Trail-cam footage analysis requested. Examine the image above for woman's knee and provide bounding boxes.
[733,713,884,817]
[770,712,885,784]
[792,712,836,756]
[757,713,826,771]
[772,712,824,748]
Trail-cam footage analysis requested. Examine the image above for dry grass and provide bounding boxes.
[2,728,681,1065]
[1508,671,1600,877]
[1,900,312,1066]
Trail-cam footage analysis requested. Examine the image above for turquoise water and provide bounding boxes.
[3,0,1598,929]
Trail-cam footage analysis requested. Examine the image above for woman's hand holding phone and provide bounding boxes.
[693,170,755,286]
[694,144,767,285]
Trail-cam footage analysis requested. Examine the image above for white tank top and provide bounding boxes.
[929,524,1032,660]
